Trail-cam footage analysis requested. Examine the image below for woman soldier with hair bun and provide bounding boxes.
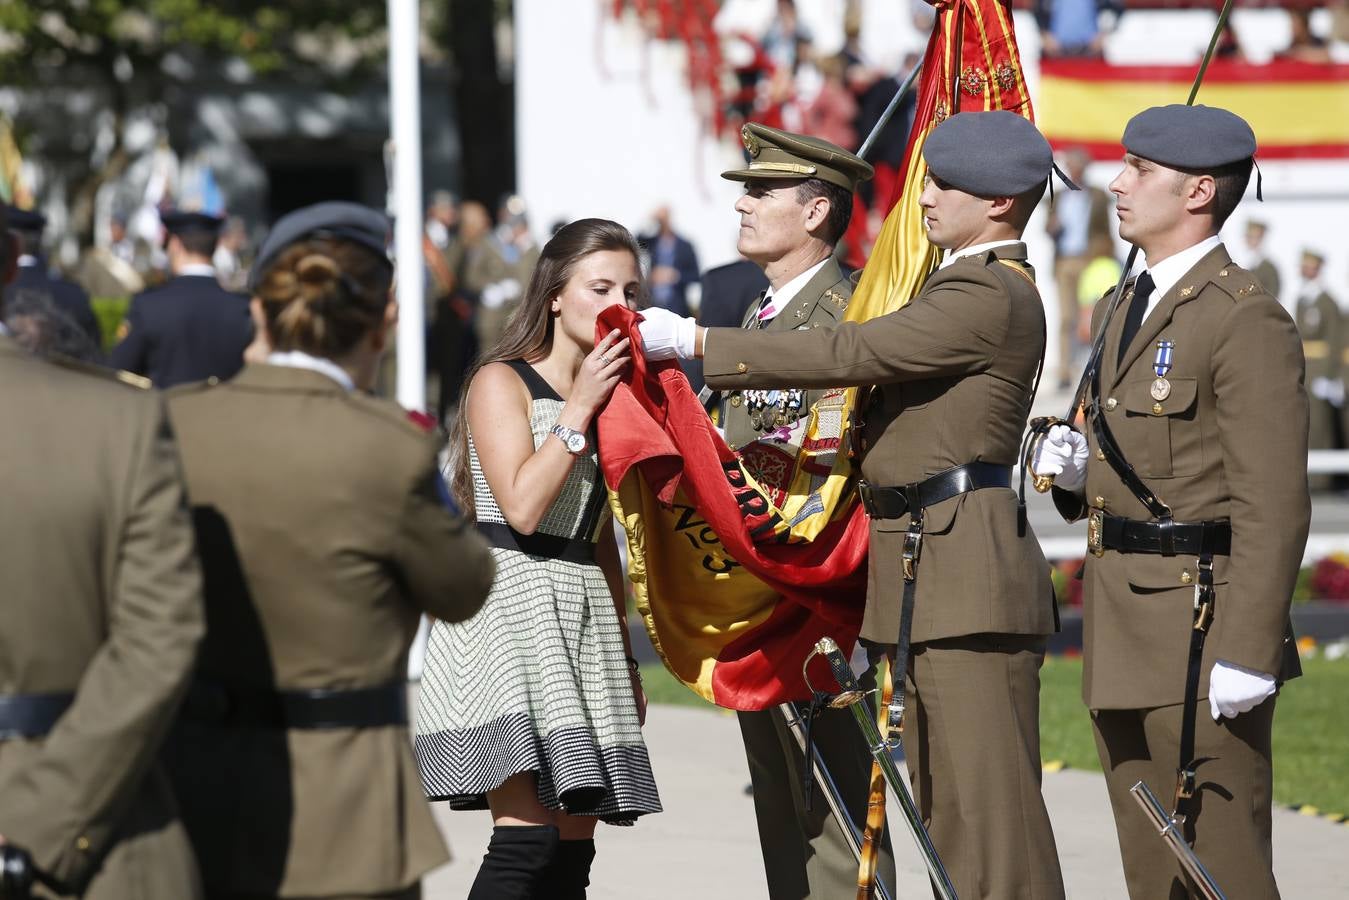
[163,202,495,900]
[416,217,662,899]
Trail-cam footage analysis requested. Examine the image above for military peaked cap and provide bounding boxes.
[722,122,874,192]
[161,209,224,236]
[922,111,1055,198]
[250,201,392,291]
[1122,104,1256,170]
[3,204,47,232]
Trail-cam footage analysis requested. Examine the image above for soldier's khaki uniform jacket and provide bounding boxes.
[1296,287,1341,386]
[706,244,1055,645]
[720,257,850,451]
[163,364,495,897]
[0,336,205,898]
[1053,245,1308,710]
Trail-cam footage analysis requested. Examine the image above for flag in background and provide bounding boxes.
[1038,59,1349,161]
[603,0,1037,709]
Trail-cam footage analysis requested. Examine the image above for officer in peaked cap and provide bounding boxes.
[109,209,252,388]
[1,203,103,346]
[641,110,1070,898]
[692,121,894,899]
[1037,104,1306,898]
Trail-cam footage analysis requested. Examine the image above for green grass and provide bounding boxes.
[644,653,1349,816]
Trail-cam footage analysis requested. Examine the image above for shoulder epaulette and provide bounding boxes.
[993,257,1036,287]
[50,354,152,390]
[1208,264,1264,302]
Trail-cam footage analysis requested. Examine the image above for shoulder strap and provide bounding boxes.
[503,359,563,402]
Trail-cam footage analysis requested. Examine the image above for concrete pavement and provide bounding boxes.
[423,703,1347,899]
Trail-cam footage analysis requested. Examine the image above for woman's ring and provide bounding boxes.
[599,352,611,365]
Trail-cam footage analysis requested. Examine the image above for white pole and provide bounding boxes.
[389,0,425,412]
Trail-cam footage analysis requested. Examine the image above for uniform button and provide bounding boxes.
[1096,449,1106,461]
[736,362,748,373]
[730,396,742,407]
[1094,496,1105,507]
[1180,571,1193,585]
[1105,397,1118,411]
[207,376,220,386]
[728,442,738,451]
[1152,402,1164,415]
[76,835,90,851]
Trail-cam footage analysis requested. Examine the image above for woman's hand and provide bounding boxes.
[570,329,630,417]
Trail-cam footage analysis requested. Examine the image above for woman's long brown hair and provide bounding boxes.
[447,217,641,517]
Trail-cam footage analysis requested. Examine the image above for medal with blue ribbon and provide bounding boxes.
[1151,340,1174,401]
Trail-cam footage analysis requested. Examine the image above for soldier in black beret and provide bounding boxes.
[1037,104,1306,898]
[0,203,103,347]
[108,209,253,388]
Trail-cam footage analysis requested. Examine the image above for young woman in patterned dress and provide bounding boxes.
[415,218,661,899]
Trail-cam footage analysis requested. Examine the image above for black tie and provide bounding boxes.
[1117,270,1155,366]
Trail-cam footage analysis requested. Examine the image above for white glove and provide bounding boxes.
[1208,660,1277,720]
[637,306,698,361]
[1031,424,1090,491]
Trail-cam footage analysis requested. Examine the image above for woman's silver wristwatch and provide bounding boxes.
[550,424,589,455]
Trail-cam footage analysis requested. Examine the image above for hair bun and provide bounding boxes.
[294,253,343,303]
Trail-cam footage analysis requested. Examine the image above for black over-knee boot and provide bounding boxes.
[467,824,560,900]
[541,838,596,900]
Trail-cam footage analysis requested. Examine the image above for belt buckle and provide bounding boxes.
[858,480,876,518]
[901,531,922,581]
[1087,509,1105,557]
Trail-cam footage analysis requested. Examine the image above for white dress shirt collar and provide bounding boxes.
[177,263,217,278]
[1140,234,1223,320]
[16,255,37,267]
[760,257,830,323]
[266,350,355,391]
[940,239,1020,270]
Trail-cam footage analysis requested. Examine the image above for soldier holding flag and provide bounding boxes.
[639,110,1069,898]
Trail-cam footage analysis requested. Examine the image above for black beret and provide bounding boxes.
[160,209,224,236]
[922,111,1054,197]
[250,201,391,291]
[2,204,47,232]
[1122,104,1256,170]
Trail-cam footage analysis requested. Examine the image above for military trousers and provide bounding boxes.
[737,698,895,899]
[901,633,1065,900]
[1092,696,1278,900]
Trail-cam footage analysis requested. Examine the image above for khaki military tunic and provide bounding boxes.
[1053,245,1308,899]
[720,257,850,452]
[163,364,495,897]
[1295,286,1342,468]
[0,335,205,899]
[1055,246,1307,708]
[707,244,1056,644]
[706,243,1064,899]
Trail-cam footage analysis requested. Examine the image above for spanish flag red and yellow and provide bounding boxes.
[598,0,1037,709]
[1039,59,1349,160]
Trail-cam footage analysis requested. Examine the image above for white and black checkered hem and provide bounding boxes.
[415,714,662,825]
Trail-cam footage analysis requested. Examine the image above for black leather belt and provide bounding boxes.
[0,692,74,740]
[477,522,597,563]
[856,461,1011,736]
[857,461,1013,520]
[181,681,407,730]
[1095,514,1231,557]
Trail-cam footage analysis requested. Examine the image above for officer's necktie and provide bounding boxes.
[1117,270,1155,366]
